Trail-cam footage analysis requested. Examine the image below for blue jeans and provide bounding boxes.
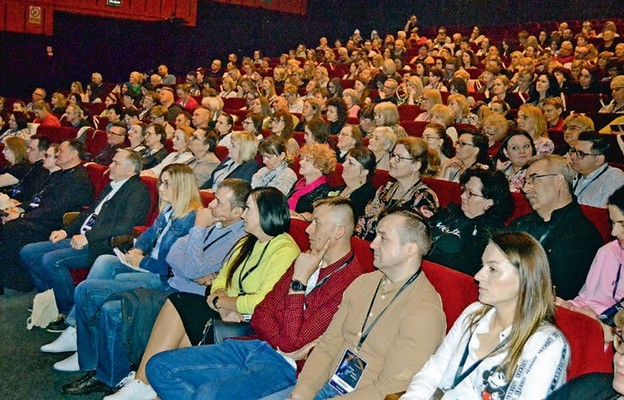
[146,339,297,400]
[313,382,342,400]
[75,255,167,386]
[21,239,90,315]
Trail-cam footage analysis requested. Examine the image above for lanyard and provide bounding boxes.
[238,238,273,295]
[202,225,232,252]
[306,253,355,297]
[356,269,421,350]
[573,164,609,197]
[614,263,623,301]
[452,329,509,389]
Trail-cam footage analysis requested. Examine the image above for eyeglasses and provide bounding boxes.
[570,148,601,159]
[390,153,414,162]
[524,173,559,186]
[456,141,476,148]
[614,330,624,355]
[461,186,486,199]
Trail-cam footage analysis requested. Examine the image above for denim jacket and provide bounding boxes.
[133,205,196,277]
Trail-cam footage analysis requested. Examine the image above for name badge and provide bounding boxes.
[329,349,368,395]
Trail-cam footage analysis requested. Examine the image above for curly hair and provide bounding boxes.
[459,166,514,220]
[299,143,337,175]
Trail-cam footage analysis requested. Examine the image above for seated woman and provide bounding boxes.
[374,101,408,139]
[187,129,220,188]
[401,232,570,399]
[287,142,336,221]
[108,187,299,399]
[303,117,330,145]
[294,99,323,132]
[424,67,448,92]
[481,113,510,158]
[353,77,371,105]
[252,136,297,195]
[414,89,443,122]
[429,104,459,143]
[336,124,363,163]
[488,76,521,110]
[358,104,376,137]
[401,75,425,106]
[51,92,67,115]
[442,130,490,182]
[554,114,594,156]
[329,145,376,218]
[422,123,455,178]
[542,97,565,132]
[326,98,348,135]
[141,126,195,178]
[214,113,234,146]
[201,131,259,191]
[141,123,169,170]
[556,186,624,341]
[367,126,397,171]
[428,167,514,275]
[342,88,361,119]
[526,72,563,108]
[357,136,439,241]
[517,104,554,155]
[241,113,264,140]
[1,112,31,142]
[270,110,299,156]
[0,137,31,188]
[496,128,536,193]
[448,94,480,128]
[127,122,147,153]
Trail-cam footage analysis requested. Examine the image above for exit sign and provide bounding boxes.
[107,0,122,6]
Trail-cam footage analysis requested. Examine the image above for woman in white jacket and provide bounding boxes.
[401,232,569,400]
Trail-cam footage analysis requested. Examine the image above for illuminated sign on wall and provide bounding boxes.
[107,0,122,6]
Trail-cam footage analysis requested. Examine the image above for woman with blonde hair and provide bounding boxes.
[555,114,595,155]
[447,94,480,128]
[51,92,67,115]
[402,232,569,399]
[415,89,443,122]
[141,125,195,178]
[367,126,396,171]
[342,88,361,119]
[201,131,259,191]
[219,77,240,98]
[429,104,459,143]
[516,104,554,154]
[374,101,408,139]
[357,136,440,241]
[402,75,425,106]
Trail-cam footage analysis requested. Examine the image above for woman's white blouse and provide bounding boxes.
[401,302,569,400]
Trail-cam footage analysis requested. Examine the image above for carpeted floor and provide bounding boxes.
[0,289,102,400]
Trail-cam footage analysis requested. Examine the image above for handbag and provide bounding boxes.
[198,319,254,345]
[26,289,59,330]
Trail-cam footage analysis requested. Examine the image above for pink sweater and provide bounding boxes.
[569,239,624,313]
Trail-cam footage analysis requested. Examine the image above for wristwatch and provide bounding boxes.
[212,296,220,309]
[290,279,307,292]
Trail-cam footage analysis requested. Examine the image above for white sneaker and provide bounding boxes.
[104,372,157,400]
[40,326,77,353]
[53,352,81,372]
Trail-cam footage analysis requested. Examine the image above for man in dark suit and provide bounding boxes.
[21,149,151,330]
[0,140,94,292]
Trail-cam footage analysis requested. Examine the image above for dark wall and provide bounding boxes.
[1,0,622,98]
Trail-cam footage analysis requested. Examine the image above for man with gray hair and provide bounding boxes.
[510,154,602,299]
[88,73,105,103]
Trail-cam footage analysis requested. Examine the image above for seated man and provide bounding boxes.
[0,140,94,291]
[65,105,92,129]
[284,210,446,399]
[570,131,624,208]
[93,123,127,166]
[56,179,250,396]
[145,196,372,400]
[21,149,151,331]
[510,154,603,299]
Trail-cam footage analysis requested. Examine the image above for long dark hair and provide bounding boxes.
[225,187,291,288]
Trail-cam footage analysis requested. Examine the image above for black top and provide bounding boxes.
[427,203,504,276]
[509,201,603,300]
[334,182,376,219]
[0,160,49,202]
[142,147,169,170]
[547,372,619,400]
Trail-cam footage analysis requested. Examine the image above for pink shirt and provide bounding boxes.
[287,175,327,211]
[569,240,624,313]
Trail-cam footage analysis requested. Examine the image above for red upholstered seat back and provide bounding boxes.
[140,176,160,227]
[581,204,612,244]
[421,260,479,331]
[84,162,110,197]
[84,129,108,156]
[422,177,461,209]
[214,145,229,161]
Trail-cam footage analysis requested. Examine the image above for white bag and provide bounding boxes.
[26,289,59,330]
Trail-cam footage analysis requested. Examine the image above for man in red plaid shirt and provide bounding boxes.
[146,196,371,399]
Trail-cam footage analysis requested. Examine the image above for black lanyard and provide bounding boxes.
[614,263,623,301]
[306,253,355,297]
[451,329,509,389]
[237,238,273,295]
[202,225,232,252]
[356,269,421,350]
[573,164,609,197]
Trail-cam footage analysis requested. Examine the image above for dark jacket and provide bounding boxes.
[1,160,49,203]
[64,174,151,265]
[509,201,602,300]
[200,158,259,190]
[92,144,124,166]
[289,182,332,214]
[427,204,504,276]
[142,147,169,170]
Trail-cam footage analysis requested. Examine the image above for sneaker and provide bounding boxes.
[104,372,157,400]
[41,326,77,353]
[54,352,81,372]
[46,314,68,333]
